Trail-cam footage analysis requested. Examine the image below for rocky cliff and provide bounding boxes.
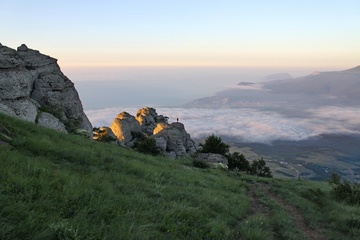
[0,43,92,133]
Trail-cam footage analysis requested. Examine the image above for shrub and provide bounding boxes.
[192,159,210,169]
[227,152,250,171]
[38,104,64,121]
[329,172,360,205]
[249,158,272,178]
[64,118,82,134]
[328,171,341,185]
[135,138,161,156]
[301,188,327,207]
[213,162,229,171]
[200,134,229,156]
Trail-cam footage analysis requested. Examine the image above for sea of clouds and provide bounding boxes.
[86,106,360,144]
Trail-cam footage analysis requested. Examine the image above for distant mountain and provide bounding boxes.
[183,66,360,109]
[263,66,360,99]
[259,72,292,82]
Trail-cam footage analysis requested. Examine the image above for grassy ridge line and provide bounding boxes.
[2,112,360,239]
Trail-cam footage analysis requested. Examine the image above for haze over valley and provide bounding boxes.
[83,66,360,181]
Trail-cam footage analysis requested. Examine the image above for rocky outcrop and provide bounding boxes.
[110,112,141,145]
[153,122,196,157]
[195,153,228,168]
[0,43,92,133]
[105,108,196,158]
[136,107,168,136]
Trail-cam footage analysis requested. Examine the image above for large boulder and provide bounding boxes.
[153,122,196,158]
[195,153,229,168]
[0,44,92,132]
[110,112,141,144]
[37,112,67,133]
[2,98,39,122]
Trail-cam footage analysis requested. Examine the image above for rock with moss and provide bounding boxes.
[0,43,92,133]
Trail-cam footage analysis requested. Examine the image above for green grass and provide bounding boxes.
[1,112,360,239]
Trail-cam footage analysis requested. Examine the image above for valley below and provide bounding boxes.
[186,66,360,182]
[225,133,360,182]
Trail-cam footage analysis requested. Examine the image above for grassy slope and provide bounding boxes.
[1,112,360,240]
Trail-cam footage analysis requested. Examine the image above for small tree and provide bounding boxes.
[200,134,229,156]
[227,152,250,171]
[249,158,272,178]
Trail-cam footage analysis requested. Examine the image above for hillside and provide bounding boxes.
[184,65,360,109]
[1,112,360,239]
[263,66,360,101]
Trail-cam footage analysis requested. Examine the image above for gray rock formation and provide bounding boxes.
[37,112,67,133]
[136,107,168,136]
[110,112,141,145]
[153,122,197,158]
[195,153,228,168]
[0,43,92,132]
[3,98,39,122]
[104,107,197,158]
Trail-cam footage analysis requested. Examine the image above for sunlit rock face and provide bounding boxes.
[108,108,197,158]
[0,43,92,133]
[110,112,141,144]
[136,107,169,136]
[153,122,169,135]
[136,107,158,135]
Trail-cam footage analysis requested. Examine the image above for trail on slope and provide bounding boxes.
[262,184,327,240]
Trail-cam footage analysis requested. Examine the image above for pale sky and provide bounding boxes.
[1,0,359,68]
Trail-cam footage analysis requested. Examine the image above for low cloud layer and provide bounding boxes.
[86,106,360,144]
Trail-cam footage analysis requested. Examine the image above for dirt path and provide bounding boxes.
[247,185,262,216]
[263,185,327,240]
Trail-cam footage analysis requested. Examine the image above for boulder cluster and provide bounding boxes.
[0,43,92,133]
[94,107,197,158]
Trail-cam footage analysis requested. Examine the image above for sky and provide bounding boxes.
[1,0,360,69]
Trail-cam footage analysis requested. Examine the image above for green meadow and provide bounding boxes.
[1,112,360,239]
